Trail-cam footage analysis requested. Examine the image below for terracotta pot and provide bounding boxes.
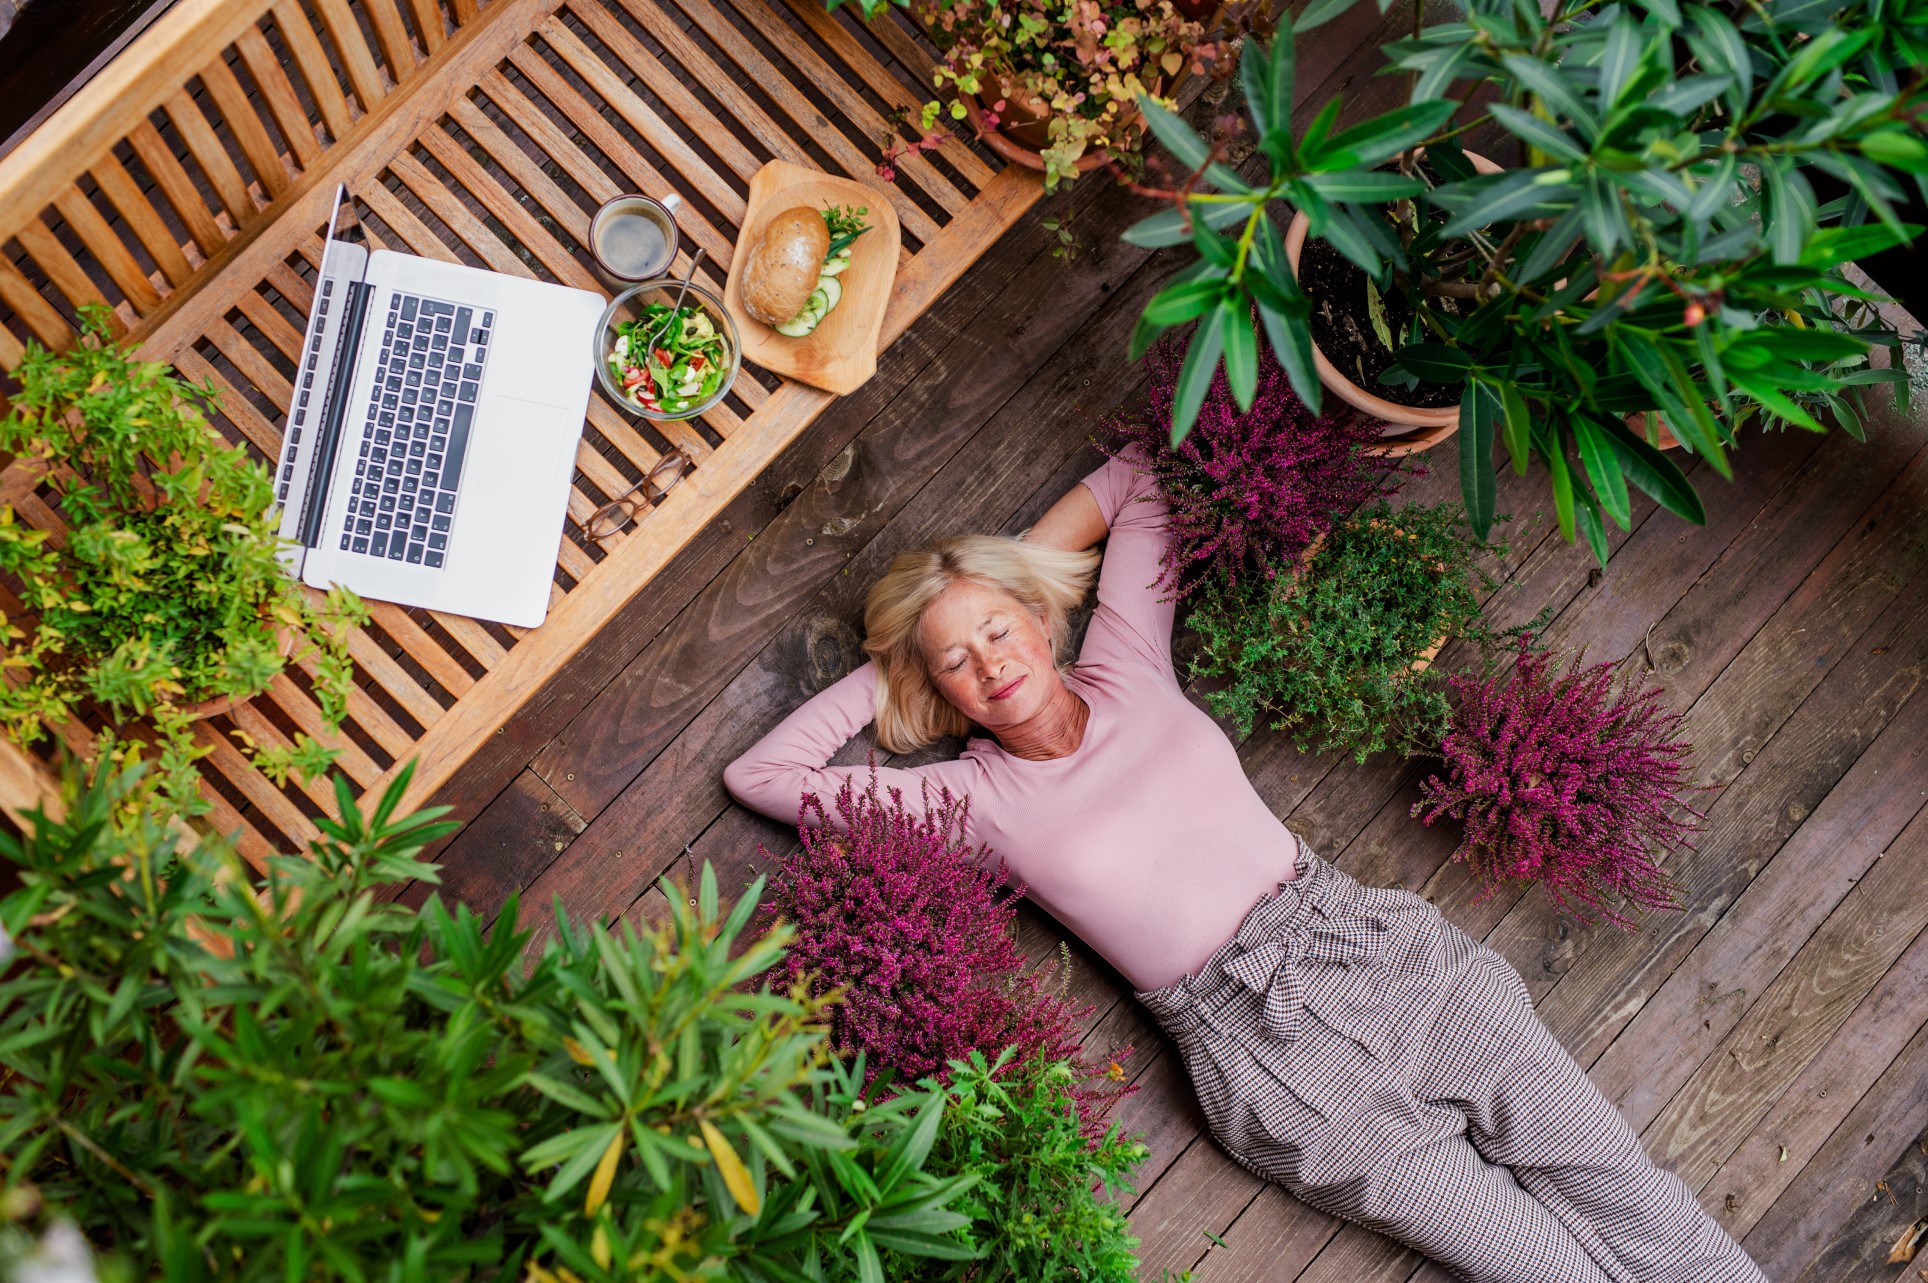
[1626,411,1682,450]
[177,620,298,721]
[1283,150,1504,457]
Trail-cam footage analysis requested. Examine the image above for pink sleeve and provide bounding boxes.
[722,663,972,832]
[1079,451,1176,678]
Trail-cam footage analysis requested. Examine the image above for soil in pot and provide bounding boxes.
[1299,236,1458,411]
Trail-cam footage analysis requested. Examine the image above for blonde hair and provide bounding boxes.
[863,535,1099,752]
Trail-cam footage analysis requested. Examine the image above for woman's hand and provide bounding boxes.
[1023,480,1107,553]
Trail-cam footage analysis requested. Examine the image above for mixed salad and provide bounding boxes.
[608,302,730,415]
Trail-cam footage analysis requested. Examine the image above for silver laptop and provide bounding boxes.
[272,184,606,628]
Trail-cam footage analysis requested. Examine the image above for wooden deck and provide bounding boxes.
[11,0,1912,1273]
[347,5,1916,1282]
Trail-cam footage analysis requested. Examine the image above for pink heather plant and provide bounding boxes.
[1413,638,1698,926]
[768,770,1131,1134]
[1109,334,1396,599]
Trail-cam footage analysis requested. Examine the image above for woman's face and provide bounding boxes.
[917,578,1062,733]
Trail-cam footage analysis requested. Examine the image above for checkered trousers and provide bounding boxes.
[1137,851,1768,1283]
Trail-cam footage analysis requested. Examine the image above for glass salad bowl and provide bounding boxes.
[593,278,740,421]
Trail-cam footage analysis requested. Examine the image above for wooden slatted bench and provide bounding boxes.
[0,0,1041,856]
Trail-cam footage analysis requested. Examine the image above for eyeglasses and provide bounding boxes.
[582,447,693,541]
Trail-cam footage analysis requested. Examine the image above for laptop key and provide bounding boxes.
[371,533,388,556]
[458,382,478,403]
[401,297,417,319]
[471,328,486,345]
[444,403,474,484]
[463,363,482,381]
[340,535,351,550]
[387,541,406,562]
[428,532,448,551]
[406,544,425,565]
[425,551,444,568]
[352,538,369,554]
[435,492,455,514]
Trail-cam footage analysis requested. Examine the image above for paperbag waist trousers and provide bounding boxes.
[1135,851,1768,1283]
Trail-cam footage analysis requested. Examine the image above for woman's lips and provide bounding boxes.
[988,674,1026,701]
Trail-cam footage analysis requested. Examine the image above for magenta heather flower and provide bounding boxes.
[768,771,1131,1133]
[1413,638,1698,925]
[1110,334,1396,598]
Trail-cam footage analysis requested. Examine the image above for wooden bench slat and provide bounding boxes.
[127,118,230,257]
[175,348,287,456]
[364,0,423,79]
[363,602,479,700]
[235,23,325,167]
[270,1,360,142]
[527,21,749,226]
[163,86,263,227]
[407,0,448,53]
[774,0,996,189]
[234,287,308,360]
[52,185,167,314]
[14,218,119,327]
[416,123,601,289]
[312,0,392,111]
[657,0,970,216]
[200,54,297,200]
[0,257,77,351]
[91,153,197,288]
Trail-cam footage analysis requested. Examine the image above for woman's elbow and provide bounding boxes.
[721,755,764,810]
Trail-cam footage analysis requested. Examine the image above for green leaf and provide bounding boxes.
[1573,416,1632,528]
[1295,0,1359,33]
[1501,54,1600,139]
[1221,297,1259,411]
[1800,222,1918,268]
[1139,97,1211,172]
[1724,368,1826,430]
[1862,129,1928,174]
[1459,382,1497,539]
[1574,489,1611,567]
[1170,302,1228,444]
[1242,24,1294,157]
[1121,200,1252,248]
[1312,100,1459,170]
[1598,13,1644,106]
[1488,103,1586,165]
[1499,382,1532,474]
[1759,160,1815,266]
[1414,41,1477,103]
[1394,341,1473,382]
[1141,277,1224,327]
[1302,171,1426,203]
[1601,416,1707,523]
[1546,430,1578,542]
[1257,297,1322,413]
[1436,168,1579,238]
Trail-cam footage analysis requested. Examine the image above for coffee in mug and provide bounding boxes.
[591,193,682,282]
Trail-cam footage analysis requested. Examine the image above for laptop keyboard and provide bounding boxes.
[339,293,494,568]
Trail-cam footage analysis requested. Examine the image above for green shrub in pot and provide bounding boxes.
[1123,0,1925,564]
[0,306,364,817]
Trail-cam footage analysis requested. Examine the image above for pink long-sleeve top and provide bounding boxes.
[722,455,1303,992]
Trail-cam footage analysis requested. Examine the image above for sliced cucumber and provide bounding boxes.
[820,252,852,277]
[817,275,843,312]
[774,310,820,337]
[804,287,829,317]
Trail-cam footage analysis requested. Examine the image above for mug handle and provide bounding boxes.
[661,192,683,219]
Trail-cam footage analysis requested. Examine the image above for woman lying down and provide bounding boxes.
[724,452,1766,1283]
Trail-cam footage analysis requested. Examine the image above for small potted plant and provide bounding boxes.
[0,307,365,818]
[1108,335,1394,598]
[1187,499,1497,761]
[1413,636,1698,925]
[1123,0,1924,563]
[911,0,1204,189]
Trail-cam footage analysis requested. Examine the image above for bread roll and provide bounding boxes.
[741,207,829,325]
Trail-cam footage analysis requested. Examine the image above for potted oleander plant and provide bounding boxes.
[0,307,364,818]
[1123,0,1925,564]
[910,0,1205,189]
[1188,499,1498,761]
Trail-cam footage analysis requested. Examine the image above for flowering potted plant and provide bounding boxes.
[911,0,1204,189]
[1123,0,1925,564]
[1188,499,1498,761]
[0,308,364,818]
[1414,637,1698,925]
[1109,336,1395,599]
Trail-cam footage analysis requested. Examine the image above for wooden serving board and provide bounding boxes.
[723,159,901,396]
